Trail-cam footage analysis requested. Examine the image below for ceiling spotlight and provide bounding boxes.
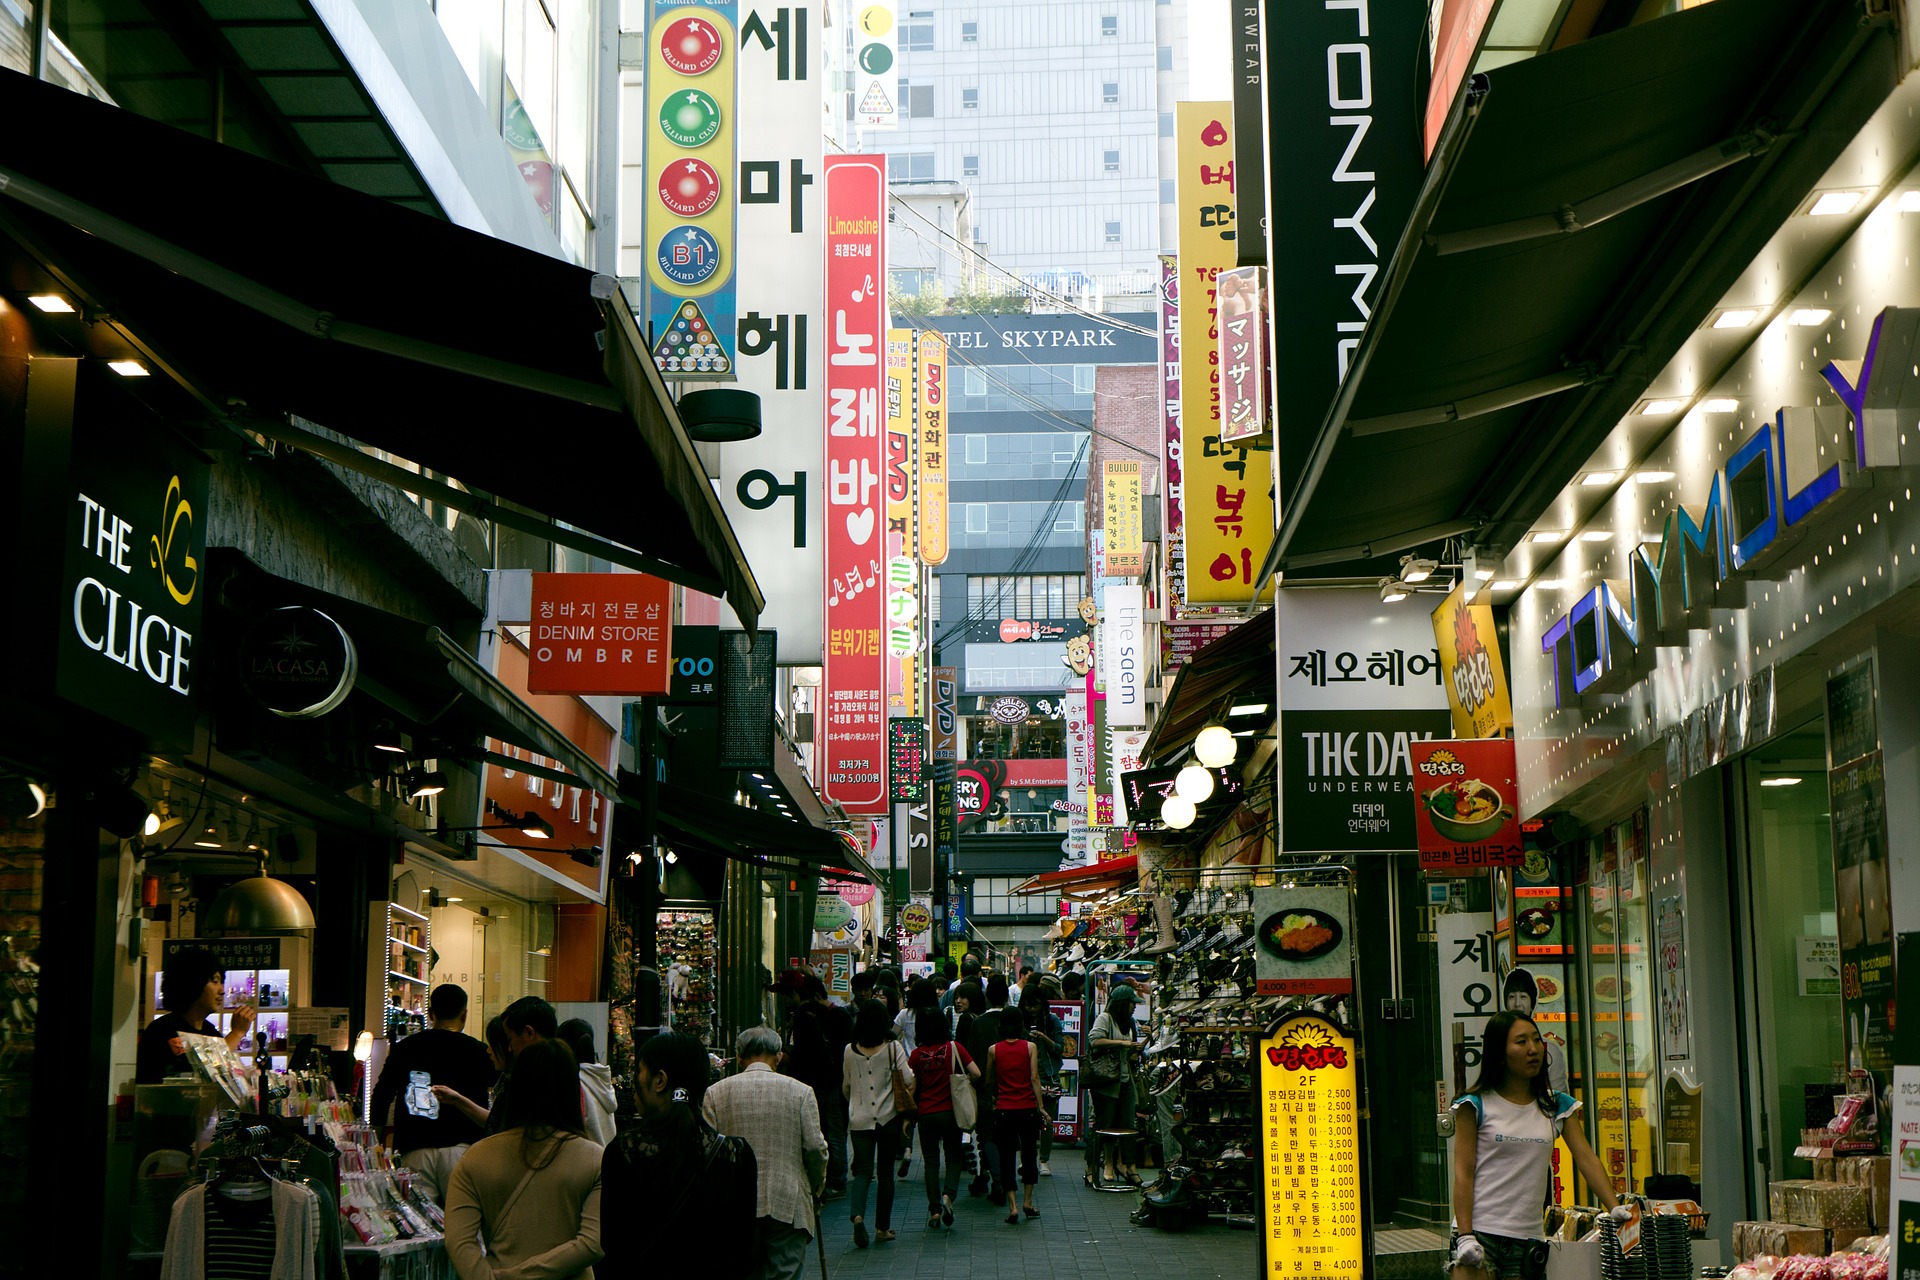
[1398,555,1437,584]
[1785,308,1832,327]
[665,850,680,865]
[27,293,74,314]
[1161,795,1196,830]
[1700,398,1740,413]
[1195,724,1238,768]
[519,812,555,840]
[107,359,149,377]
[1472,569,1495,581]
[1711,309,1759,329]
[1632,470,1675,484]
[1808,190,1865,216]
[1379,577,1409,604]
[1174,762,1216,803]
[1226,703,1268,718]
[1531,530,1567,544]
[1580,472,1618,487]
[1578,531,1611,543]
[1759,776,1803,788]
[1492,580,1520,591]
[407,769,449,800]
[193,816,226,848]
[371,721,412,755]
[1640,399,1683,415]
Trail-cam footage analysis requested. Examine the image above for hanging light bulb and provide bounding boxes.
[1194,723,1237,769]
[1161,795,1197,829]
[1174,762,1215,803]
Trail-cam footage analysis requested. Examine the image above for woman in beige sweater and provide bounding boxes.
[446,1039,604,1280]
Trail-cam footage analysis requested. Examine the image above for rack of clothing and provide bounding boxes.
[162,1116,349,1280]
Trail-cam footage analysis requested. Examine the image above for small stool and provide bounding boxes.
[1092,1129,1141,1192]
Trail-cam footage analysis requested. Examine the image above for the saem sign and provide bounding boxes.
[1539,306,1920,708]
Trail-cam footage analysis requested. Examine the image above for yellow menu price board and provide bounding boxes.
[1260,1014,1365,1278]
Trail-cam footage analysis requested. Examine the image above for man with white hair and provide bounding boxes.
[703,1025,829,1280]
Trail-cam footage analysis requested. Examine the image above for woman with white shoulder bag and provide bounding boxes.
[907,1006,981,1230]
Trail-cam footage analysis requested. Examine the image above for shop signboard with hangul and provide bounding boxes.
[1158,257,1190,616]
[720,2,824,661]
[930,666,958,872]
[1432,582,1514,739]
[1065,688,1091,828]
[1276,590,1452,854]
[1176,103,1274,604]
[1437,912,1497,1099]
[1409,738,1524,872]
[821,154,888,813]
[884,329,918,712]
[1217,266,1268,443]
[644,0,739,378]
[1103,460,1144,573]
[527,573,674,695]
[667,625,720,702]
[1110,730,1148,824]
[918,328,948,564]
[1257,1011,1368,1279]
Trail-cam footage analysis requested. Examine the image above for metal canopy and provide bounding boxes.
[0,68,763,625]
[1265,0,1895,583]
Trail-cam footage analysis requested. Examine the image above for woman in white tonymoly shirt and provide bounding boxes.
[1450,1010,1626,1280]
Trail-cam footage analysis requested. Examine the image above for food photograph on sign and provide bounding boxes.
[1410,739,1524,871]
[1251,884,1354,996]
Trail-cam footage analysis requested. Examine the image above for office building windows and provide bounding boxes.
[1158,45,1174,71]
[973,876,1059,913]
[1101,14,1118,36]
[1159,110,1174,138]
[1160,178,1175,204]
[951,502,1083,550]
[1104,220,1121,243]
[967,575,1089,620]
[1102,80,1119,104]
[951,432,1089,480]
[964,367,990,399]
[963,153,980,177]
[901,13,934,50]
[1103,148,1120,173]
[961,20,978,41]
[895,149,936,180]
[961,86,979,110]
[900,80,934,118]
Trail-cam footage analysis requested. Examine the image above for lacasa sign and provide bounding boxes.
[1539,310,1920,707]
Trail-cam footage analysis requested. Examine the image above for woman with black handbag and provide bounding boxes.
[1082,984,1142,1187]
[907,1007,981,1230]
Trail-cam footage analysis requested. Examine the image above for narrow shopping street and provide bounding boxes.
[811,1160,1254,1280]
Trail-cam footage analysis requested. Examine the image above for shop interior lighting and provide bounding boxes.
[1633,470,1676,484]
[1161,794,1197,830]
[1174,763,1216,803]
[1226,702,1269,718]
[1898,191,1920,213]
[1492,580,1520,591]
[1397,555,1437,584]
[1759,776,1803,787]
[444,896,463,904]
[1711,309,1759,329]
[1785,308,1832,326]
[519,812,554,839]
[1379,577,1410,604]
[1640,399,1683,415]
[27,293,74,313]
[1579,531,1611,542]
[1472,568,1496,580]
[1580,472,1619,487]
[1808,190,1866,216]
[107,359,149,377]
[665,850,680,865]
[1194,724,1238,769]
[1531,530,1567,544]
[1700,398,1740,413]
[371,722,412,754]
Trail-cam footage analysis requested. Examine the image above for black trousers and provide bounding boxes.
[994,1108,1041,1191]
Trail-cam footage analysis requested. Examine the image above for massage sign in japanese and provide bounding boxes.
[1259,1012,1367,1277]
[1176,103,1273,604]
[1217,265,1268,444]
[821,154,889,814]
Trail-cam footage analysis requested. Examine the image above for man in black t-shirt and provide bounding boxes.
[781,974,852,1197]
[966,975,1012,1198]
[136,947,256,1084]
[370,984,496,1203]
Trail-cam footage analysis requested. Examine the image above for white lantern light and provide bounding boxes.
[1194,723,1237,769]
[1161,795,1197,829]
[1174,762,1215,803]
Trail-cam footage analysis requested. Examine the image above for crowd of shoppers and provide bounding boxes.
[340,947,1121,1279]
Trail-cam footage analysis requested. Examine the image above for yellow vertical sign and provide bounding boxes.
[1104,460,1143,573]
[886,330,918,712]
[918,329,949,565]
[1259,1014,1366,1277]
[1431,583,1514,738]
[1177,103,1274,603]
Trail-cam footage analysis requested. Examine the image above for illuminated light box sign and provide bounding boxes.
[1258,1011,1367,1278]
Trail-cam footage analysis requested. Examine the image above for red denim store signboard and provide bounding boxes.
[821,155,889,813]
[526,572,673,695]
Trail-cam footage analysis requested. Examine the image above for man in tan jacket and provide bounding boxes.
[703,1026,829,1280]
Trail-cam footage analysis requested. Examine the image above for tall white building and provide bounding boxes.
[833,0,1186,302]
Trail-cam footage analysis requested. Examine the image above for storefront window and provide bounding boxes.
[1575,816,1657,1199]
[972,786,1068,835]
[1737,727,1842,1188]
[964,714,1065,759]
[1,2,30,75]
[0,800,44,1230]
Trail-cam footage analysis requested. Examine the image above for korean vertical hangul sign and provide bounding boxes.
[644,0,740,377]
[526,573,673,694]
[1103,460,1143,573]
[1157,256,1189,616]
[1437,912,1497,1100]
[885,329,919,712]
[1257,1011,1367,1279]
[1217,265,1268,444]
[917,328,948,564]
[852,0,897,128]
[721,1,823,662]
[1176,104,1274,603]
[822,154,889,813]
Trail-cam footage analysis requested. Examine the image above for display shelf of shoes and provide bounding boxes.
[657,908,718,1049]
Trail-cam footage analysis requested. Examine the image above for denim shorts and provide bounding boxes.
[1448,1231,1549,1280]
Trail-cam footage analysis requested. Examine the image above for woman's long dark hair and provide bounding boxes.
[852,997,894,1049]
[497,1039,585,1167]
[915,1007,951,1047]
[1470,1010,1554,1114]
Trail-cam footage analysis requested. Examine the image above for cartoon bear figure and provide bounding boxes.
[1063,633,1094,676]
[1078,597,1098,626]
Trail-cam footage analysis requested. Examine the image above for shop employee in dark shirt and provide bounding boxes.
[136,947,255,1084]
[370,983,497,1204]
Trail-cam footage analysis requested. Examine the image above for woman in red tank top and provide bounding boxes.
[983,1006,1046,1224]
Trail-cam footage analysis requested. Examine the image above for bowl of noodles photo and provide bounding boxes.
[1424,778,1514,842]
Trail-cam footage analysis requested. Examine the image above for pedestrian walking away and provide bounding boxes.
[906,1006,979,1230]
[841,998,914,1248]
[702,1026,829,1280]
[983,1005,1045,1225]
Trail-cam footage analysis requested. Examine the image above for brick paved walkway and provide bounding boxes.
[808,1158,1256,1280]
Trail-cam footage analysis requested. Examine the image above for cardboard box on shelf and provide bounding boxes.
[1733,1221,1828,1260]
